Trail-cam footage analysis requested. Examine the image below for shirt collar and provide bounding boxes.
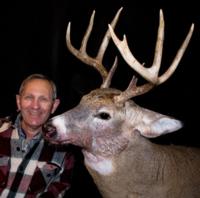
[14,113,42,140]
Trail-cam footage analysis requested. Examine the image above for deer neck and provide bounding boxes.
[83,138,169,198]
[83,134,166,177]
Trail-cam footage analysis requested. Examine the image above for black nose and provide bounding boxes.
[42,121,57,139]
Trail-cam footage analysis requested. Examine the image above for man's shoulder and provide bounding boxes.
[0,116,12,133]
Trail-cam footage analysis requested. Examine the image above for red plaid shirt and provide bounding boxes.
[0,121,75,197]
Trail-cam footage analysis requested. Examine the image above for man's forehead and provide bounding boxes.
[22,79,53,95]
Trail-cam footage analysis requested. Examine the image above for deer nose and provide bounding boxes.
[42,121,57,139]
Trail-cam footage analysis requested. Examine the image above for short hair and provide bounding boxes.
[18,74,57,100]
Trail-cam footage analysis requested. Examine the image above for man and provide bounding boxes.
[0,74,75,197]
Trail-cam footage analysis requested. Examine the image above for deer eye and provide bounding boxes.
[96,112,111,120]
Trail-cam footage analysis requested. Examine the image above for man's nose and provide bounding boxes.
[31,99,40,109]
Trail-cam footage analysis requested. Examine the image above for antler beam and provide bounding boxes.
[109,9,194,102]
[66,7,123,87]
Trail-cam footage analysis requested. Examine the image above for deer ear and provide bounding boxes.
[137,111,183,138]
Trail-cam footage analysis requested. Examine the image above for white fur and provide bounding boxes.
[52,117,67,135]
[83,151,114,175]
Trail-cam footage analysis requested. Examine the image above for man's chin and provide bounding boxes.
[27,122,43,130]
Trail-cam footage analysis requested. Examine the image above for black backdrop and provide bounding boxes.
[0,0,199,197]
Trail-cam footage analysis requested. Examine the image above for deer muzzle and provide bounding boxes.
[42,120,58,141]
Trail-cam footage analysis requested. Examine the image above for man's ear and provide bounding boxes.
[51,99,60,114]
[16,94,21,111]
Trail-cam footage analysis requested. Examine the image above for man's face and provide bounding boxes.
[16,79,59,132]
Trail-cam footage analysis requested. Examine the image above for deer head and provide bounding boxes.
[43,7,194,154]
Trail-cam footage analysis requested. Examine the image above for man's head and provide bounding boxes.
[16,74,60,138]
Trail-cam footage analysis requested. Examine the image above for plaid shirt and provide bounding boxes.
[0,116,75,198]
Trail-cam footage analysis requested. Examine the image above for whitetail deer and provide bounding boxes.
[43,8,200,198]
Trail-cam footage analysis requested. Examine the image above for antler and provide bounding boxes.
[66,8,123,88]
[109,9,194,103]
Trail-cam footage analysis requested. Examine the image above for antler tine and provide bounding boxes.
[114,76,154,103]
[158,23,194,84]
[101,56,118,88]
[109,9,194,103]
[66,8,123,86]
[97,7,123,61]
[151,9,164,81]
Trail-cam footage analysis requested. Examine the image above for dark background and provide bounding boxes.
[0,0,199,197]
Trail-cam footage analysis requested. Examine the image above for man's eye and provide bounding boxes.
[39,97,48,102]
[96,112,111,120]
[24,96,33,100]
